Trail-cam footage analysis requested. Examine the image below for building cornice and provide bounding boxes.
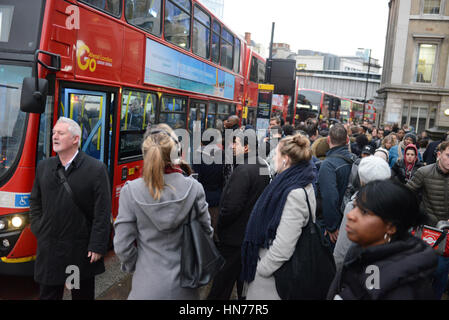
[378,84,449,96]
[410,15,449,21]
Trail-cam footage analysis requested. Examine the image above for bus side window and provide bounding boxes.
[119,90,156,160]
[250,56,258,82]
[37,96,54,163]
[164,0,191,50]
[80,0,122,17]
[125,0,162,36]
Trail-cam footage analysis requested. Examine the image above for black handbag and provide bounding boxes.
[273,188,336,300]
[180,201,225,289]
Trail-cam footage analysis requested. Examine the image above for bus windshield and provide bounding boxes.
[297,90,321,112]
[0,64,31,180]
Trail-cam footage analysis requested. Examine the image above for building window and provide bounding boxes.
[415,44,437,83]
[192,5,211,59]
[401,101,410,127]
[125,0,162,36]
[164,0,191,49]
[423,0,441,14]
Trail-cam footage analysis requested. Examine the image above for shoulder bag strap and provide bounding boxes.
[302,187,313,227]
[57,167,90,224]
[433,230,448,248]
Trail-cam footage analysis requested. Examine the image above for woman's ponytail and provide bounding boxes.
[142,140,165,200]
[141,125,178,201]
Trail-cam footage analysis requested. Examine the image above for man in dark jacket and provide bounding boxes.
[30,117,111,300]
[222,115,241,186]
[207,130,270,300]
[318,124,355,250]
[406,141,449,299]
[423,131,449,165]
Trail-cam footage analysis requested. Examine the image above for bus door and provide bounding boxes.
[59,88,112,168]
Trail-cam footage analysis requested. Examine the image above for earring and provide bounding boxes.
[384,233,391,243]
[283,159,286,168]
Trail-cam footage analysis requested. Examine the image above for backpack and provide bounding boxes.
[326,153,359,215]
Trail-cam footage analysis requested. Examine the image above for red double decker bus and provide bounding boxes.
[242,49,265,127]
[0,0,256,275]
[296,89,341,122]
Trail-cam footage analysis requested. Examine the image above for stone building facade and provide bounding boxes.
[378,0,449,136]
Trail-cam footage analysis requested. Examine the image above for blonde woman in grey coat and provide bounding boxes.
[241,134,317,300]
[114,125,213,300]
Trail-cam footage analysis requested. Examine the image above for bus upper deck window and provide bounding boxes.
[125,0,162,36]
[80,0,122,17]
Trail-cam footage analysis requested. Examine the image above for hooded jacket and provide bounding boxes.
[391,144,424,184]
[113,173,213,300]
[389,134,422,168]
[327,236,438,300]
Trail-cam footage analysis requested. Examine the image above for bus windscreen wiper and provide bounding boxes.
[0,84,19,89]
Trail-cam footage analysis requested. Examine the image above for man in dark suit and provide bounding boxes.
[30,117,111,300]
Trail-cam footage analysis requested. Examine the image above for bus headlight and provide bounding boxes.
[0,219,6,231]
[11,216,24,228]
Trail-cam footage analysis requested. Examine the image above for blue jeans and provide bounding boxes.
[432,255,449,300]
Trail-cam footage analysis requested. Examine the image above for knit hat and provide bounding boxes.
[374,147,389,163]
[403,133,417,145]
[361,144,375,156]
[358,155,391,185]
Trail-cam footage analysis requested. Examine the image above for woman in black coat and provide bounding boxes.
[327,180,438,300]
[391,144,424,184]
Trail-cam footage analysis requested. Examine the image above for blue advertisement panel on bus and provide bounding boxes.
[144,39,235,100]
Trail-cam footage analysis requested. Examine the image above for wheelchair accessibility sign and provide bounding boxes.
[0,192,31,209]
[15,194,30,208]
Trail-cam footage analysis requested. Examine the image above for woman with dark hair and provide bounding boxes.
[391,144,424,184]
[327,180,438,300]
[351,134,369,157]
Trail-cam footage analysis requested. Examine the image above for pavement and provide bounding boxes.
[63,250,130,300]
[62,249,236,300]
[95,273,237,300]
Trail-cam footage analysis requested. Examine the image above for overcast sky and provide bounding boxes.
[221,0,390,64]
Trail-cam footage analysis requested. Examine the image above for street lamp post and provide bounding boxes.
[360,48,372,122]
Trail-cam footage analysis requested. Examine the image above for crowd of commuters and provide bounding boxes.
[29,114,449,300]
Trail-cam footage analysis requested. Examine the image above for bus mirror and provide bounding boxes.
[20,77,48,114]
